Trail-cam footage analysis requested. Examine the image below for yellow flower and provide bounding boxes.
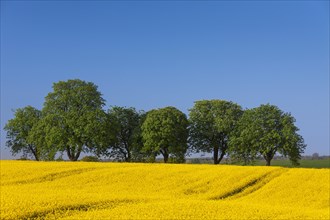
[1,161,329,219]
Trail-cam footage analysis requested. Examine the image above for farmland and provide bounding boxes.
[253,158,330,168]
[187,157,330,168]
[1,161,329,219]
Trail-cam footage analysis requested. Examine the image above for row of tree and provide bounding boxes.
[4,79,306,166]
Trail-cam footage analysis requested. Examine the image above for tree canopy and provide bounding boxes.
[4,106,42,160]
[4,79,307,165]
[189,100,243,164]
[229,104,306,166]
[41,79,107,161]
[141,107,189,163]
[103,106,143,162]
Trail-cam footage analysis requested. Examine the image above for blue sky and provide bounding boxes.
[1,1,329,159]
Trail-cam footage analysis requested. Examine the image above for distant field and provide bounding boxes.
[187,157,330,168]
[253,158,330,168]
[1,161,329,219]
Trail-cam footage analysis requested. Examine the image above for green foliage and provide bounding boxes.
[102,106,144,162]
[141,107,189,163]
[4,106,43,160]
[229,104,306,166]
[127,112,150,162]
[80,156,99,162]
[189,100,243,164]
[40,79,107,161]
[4,78,308,166]
[28,115,58,161]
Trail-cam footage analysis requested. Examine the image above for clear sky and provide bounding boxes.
[1,0,329,159]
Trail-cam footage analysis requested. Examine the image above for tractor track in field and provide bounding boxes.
[210,168,288,200]
[17,199,141,220]
[2,167,99,186]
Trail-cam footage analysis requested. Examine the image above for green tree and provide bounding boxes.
[141,107,189,163]
[130,112,153,162]
[41,79,107,161]
[104,106,143,162]
[230,104,306,166]
[4,106,43,160]
[189,100,243,164]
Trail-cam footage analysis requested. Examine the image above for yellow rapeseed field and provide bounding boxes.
[1,161,329,219]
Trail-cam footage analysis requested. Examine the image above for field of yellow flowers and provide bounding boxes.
[1,161,329,219]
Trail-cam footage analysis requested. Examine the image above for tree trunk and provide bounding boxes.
[263,152,273,166]
[66,146,74,161]
[29,145,39,161]
[67,154,75,161]
[217,151,225,164]
[66,146,83,161]
[32,149,39,161]
[66,146,81,161]
[73,150,81,161]
[163,153,169,163]
[126,150,131,162]
[217,140,228,164]
[213,146,219,164]
[160,148,169,163]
